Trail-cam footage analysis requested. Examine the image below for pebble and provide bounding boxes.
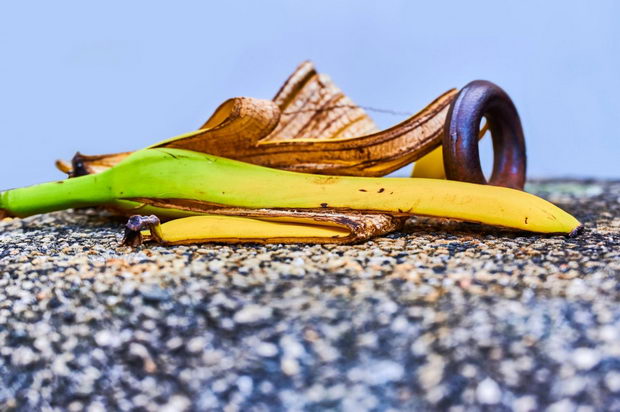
[11,346,38,366]
[256,342,279,357]
[514,395,537,412]
[546,399,575,412]
[87,402,106,412]
[605,372,620,392]
[0,181,618,410]
[280,335,305,358]
[94,330,113,347]
[160,395,190,412]
[166,337,184,351]
[476,378,502,404]
[233,304,273,324]
[140,285,170,302]
[281,357,300,375]
[186,337,206,353]
[236,376,253,395]
[572,348,601,370]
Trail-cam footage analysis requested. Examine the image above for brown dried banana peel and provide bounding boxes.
[58,61,456,178]
[109,198,405,245]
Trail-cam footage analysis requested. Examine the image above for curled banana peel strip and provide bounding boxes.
[1,148,582,246]
[107,200,405,245]
[57,61,456,178]
[122,213,406,247]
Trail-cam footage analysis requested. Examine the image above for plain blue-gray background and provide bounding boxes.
[1,0,618,189]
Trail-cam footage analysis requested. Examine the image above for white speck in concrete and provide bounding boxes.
[94,330,113,347]
[256,342,278,357]
[280,335,305,358]
[599,325,618,341]
[281,357,300,375]
[186,337,206,353]
[476,378,501,404]
[236,376,253,395]
[160,395,190,412]
[605,371,620,392]
[514,395,537,412]
[234,305,273,323]
[572,347,601,370]
[87,401,106,412]
[365,361,404,385]
[11,346,38,366]
[546,399,575,412]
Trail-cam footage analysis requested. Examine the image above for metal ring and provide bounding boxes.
[443,80,526,190]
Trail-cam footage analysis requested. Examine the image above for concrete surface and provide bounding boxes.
[0,180,619,411]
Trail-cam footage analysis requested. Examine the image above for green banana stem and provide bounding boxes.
[0,174,111,217]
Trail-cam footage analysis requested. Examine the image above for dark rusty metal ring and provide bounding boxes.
[443,80,526,190]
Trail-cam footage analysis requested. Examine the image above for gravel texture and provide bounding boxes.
[0,180,619,411]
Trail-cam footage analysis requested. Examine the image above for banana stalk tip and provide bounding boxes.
[121,229,143,247]
[121,215,161,247]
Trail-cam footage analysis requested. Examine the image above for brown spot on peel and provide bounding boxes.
[313,176,339,185]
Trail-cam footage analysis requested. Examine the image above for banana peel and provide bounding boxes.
[48,61,467,245]
[1,63,578,246]
[0,148,582,246]
[122,212,406,246]
[57,61,456,178]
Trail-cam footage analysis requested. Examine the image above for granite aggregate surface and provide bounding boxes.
[0,180,618,411]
